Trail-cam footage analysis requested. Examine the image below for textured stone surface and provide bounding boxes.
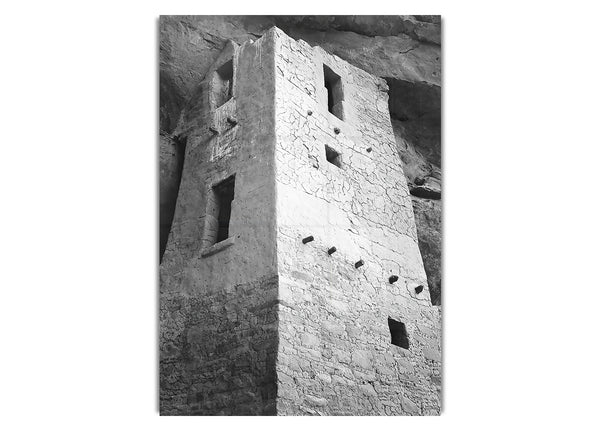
[160,24,442,415]
[159,16,441,304]
[160,34,280,415]
[272,30,440,415]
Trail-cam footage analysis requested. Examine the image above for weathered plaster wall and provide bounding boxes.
[273,29,441,415]
[160,26,441,416]
[159,15,442,305]
[160,31,280,415]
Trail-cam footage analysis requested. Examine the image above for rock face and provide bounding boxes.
[159,15,441,304]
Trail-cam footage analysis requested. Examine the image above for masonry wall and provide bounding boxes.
[272,29,442,415]
[159,31,280,415]
[160,27,442,416]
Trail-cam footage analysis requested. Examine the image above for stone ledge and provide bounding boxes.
[200,236,236,258]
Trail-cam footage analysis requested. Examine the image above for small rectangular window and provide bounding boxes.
[213,60,233,108]
[204,175,235,248]
[388,317,409,349]
[323,65,344,120]
[325,145,342,168]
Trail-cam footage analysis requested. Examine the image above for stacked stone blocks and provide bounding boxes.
[159,27,441,416]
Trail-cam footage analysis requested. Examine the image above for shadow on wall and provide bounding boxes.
[385,77,442,305]
[158,67,189,262]
[159,133,186,261]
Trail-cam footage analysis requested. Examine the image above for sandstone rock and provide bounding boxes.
[359,383,377,397]
[284,27,440,86]
[322,320,345,336]
[331,375,347,386]
[396,358,415,373]
[402,396,420,414]
[423,348,442,362]
[305,394,328,407]
[278,372,295,386]
[317,372,332,384]
[334,349,351,365]
[351,350,372,369]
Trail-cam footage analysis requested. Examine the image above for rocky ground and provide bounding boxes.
[159,15,442,304]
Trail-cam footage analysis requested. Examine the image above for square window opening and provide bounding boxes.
[323,65,344,120]
[388,317,409,349]
[211,175,235,245]
[325,145,342,169]
[213,60,234,108]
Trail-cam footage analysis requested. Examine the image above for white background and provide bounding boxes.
[1,1,599,429]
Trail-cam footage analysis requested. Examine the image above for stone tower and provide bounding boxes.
[160,27,442,416]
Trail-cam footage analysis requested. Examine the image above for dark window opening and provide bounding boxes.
[213,60,233,108]
[325,145,342,168]
[323,65,344,120]
[388,317,409,349]
[325,77,334,112]
[213,175,235,244]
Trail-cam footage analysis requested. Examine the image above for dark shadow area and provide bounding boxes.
[388,317,409,349]
[410,185,441,200]
[385,77,442,306]
[160,73,186,135]
[323,64,343,120]
[213,59,233,108]
[159,134,187,261]
[325,145,342,168]
[213,175,235,244]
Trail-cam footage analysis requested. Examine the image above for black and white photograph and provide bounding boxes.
[2,2,600,429]
[159,15,442,415]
